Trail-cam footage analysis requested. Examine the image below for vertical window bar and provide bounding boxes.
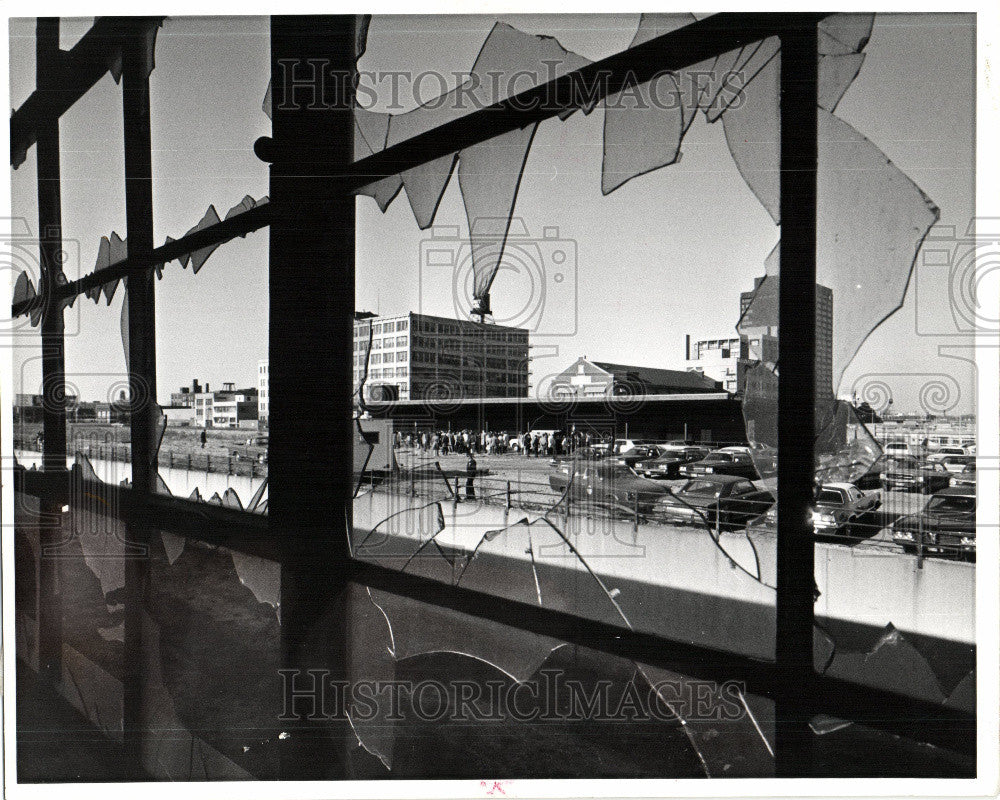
[120,19,157,775]
[775,18,819,776]
[35,16,66,684]
[264,15,357,779]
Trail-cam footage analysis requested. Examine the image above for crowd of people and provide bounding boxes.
[392,429,609,458]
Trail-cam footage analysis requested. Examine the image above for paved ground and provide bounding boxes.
[391,446,941,557]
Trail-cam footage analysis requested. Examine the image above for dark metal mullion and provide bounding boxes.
[775,21,819,776]
[35,17,66,685]
[120,20,157,778]
[267,15,357,780]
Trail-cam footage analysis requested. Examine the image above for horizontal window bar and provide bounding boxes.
[355,561,976,757]
[10,201,270,318]
[336,13,827,191]
[16,467,275,561]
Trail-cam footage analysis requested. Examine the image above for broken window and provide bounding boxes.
[140,532,282,779]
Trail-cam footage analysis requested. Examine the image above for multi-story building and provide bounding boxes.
[257,359,269,428]
[352,312,530,403]
[170,379,206,408]
[739,276,833,398]
[175,380,258,428]
[684,335,748,394]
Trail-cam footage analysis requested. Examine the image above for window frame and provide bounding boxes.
[9,12,976,777]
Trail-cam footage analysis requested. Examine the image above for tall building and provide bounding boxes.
[354,312,530,402]
[738,277,833,398]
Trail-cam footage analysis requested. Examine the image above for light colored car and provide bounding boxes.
[926,453,975,473]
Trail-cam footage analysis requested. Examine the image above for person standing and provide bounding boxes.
[200,429,207,449]
[465,453,477,500]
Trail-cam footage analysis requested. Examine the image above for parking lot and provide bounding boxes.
[385,446,945,558]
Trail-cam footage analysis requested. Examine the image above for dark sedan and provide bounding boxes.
[548,462,669,513]
[657,475,774,528]
[634,446,709,479]
[811,482,881,535]
[891,486,976,561]
[880,456,951,493]
[614,445,664,469]
[680,450,759,480]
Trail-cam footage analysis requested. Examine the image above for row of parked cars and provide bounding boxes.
[546,439,978,561]
[856,452,976,493]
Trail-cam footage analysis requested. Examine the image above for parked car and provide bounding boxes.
[657,475,774,528]
[883,440,914,458]
[615,445,664,469]
[891,486,977,561]
[548,461,669,513]
[926,453,975,473]
[811,482,881,536]
[612,439,656,456]
[716,445,752,456]
[880,457,952,494]
[680,450,759,479]
[854,455,885,491]
[950,461,976,488]
[634,446,709,479]
[548,446,608,467]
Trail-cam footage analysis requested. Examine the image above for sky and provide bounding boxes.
[9,13,977,414]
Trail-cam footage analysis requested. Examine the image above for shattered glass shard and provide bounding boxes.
[230,549,280,612]
[455,516,544,605]
[635,662,775,777]
[384,95,463,229]
[721,54,780,224]
[12,271,37,314]
[385,22,590,236]
[818,53,865,112]
[825,623,947,704]
[817,108,939,388]
[459,125,538,300]
[600,14,696,196]
[247,478,268,514]
[818,13,874,56]
[224,194,257,221]
[222,488,243,510]
[182,205,224,273]
[698,46,746,119]
[731,109,939,391]
[353,107,402,211]
[704,36,779,124]
[160,531,186,566]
